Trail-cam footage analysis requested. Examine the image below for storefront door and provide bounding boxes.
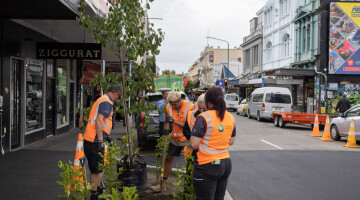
[46,78,56,136]
[10,58,23,149]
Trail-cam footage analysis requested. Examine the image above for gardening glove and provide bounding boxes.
[97,141,105,153]
[184,144,193,158]
[166,115,174,123]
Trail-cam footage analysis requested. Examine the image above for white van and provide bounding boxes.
[225,93,240,111]
[247,87,293,121]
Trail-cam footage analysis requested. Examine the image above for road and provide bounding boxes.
[227,112,360,200]
[139,111,360,200]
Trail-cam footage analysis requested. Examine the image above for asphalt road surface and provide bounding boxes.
[139,111,360,200]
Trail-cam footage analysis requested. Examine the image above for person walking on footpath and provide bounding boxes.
[190,87,236,200]
[83,85,121,200]
[151,91,196,192]
[336,93,351,114]
[156,88,170,136]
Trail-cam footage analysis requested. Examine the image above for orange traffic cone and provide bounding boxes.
[344,119,360,148]
[69,133,87,191]
[320,115,333,141]
[310,114,321,137]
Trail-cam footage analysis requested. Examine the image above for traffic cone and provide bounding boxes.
[69,133,87,191]
[344,119,360,148]
[310,114,321,137]
[320,115,333,141]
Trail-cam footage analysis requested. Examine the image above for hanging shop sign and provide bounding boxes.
[328,2,360,74]
[36,42,101,60]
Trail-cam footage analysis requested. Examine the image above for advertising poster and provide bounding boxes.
[329,2,360,74]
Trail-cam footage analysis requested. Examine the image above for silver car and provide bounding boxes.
[330,105,360,141]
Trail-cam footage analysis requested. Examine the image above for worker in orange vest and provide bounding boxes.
[151,91,196,192]
[190,87,236,200]
[183,93,207,157]
[83,85,121,200]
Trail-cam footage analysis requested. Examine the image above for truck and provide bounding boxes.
[154,75,184,92]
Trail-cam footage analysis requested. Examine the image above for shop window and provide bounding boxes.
[57,60,70,127]
[26,60,45,132]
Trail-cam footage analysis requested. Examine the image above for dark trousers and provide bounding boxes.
[193,158,232,200]
[159,122,164,136]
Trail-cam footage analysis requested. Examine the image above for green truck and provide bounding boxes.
[154,75,184,92]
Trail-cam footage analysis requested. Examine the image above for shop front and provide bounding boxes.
[262,68,316,112]
[0,18,104,152]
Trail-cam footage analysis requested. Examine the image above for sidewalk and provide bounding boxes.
[0,122,127,200]
[0,121,233,200]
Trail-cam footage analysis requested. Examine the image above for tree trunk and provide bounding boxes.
[119,52,133,167]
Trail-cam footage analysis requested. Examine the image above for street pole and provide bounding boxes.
[206,36,229,92]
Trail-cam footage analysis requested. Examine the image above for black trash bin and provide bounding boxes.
[117,154,148,191]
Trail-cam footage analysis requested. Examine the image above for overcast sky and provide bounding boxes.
[148,0,267,74]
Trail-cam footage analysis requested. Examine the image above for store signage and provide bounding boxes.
[328,2,360,74]
[36,42,101,60]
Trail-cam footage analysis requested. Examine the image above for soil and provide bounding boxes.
[137,168,178,200]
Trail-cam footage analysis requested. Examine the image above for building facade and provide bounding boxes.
[0,0,118,153]
[240,7,264,98]
[191,46,243,88]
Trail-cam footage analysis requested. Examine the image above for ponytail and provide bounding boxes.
[205,87,226,121]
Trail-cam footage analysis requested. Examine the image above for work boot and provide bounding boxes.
[150,179,168,192]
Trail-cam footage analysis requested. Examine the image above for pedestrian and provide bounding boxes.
[156,88,170,136]
[85,90,92,108]
[83,85,121,200]
[182,94,207,195]
[150,91,196,192]
[190,87,236,200]
[336,93,351,114]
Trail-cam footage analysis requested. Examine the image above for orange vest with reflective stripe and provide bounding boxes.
[187,110,197,132]
[196,110,235,165]
[84,94,114,142]
[166,100,195,142]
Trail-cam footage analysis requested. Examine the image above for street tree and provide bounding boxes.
[161,69,170,75]
[77,0,164,167]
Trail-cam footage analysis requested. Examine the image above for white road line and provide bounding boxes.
[261,139,284,150]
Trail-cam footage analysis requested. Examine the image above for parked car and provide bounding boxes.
[247,87,293,121]
[330,105,360,141]
[135,92,189,145]
[237,98,248,116]
[225,93,240,111]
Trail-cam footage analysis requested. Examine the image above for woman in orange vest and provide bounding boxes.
[190,87,236,200]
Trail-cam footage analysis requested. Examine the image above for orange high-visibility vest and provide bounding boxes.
[84,94,114,142]
[196,110,235,165]
[187,110,197,132]
[166,100,195,142]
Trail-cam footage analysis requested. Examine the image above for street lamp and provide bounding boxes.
[206,36,230,81]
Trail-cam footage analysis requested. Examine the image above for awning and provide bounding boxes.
[263,68,316,76]
[0,0,80,19]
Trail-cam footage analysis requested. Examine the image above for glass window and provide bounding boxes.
[226,95,238,101]
[26,60,44,132]
[253,45,259,66]
[347,108,360,117]
[57,60,69,126]
[265,93,291,104]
